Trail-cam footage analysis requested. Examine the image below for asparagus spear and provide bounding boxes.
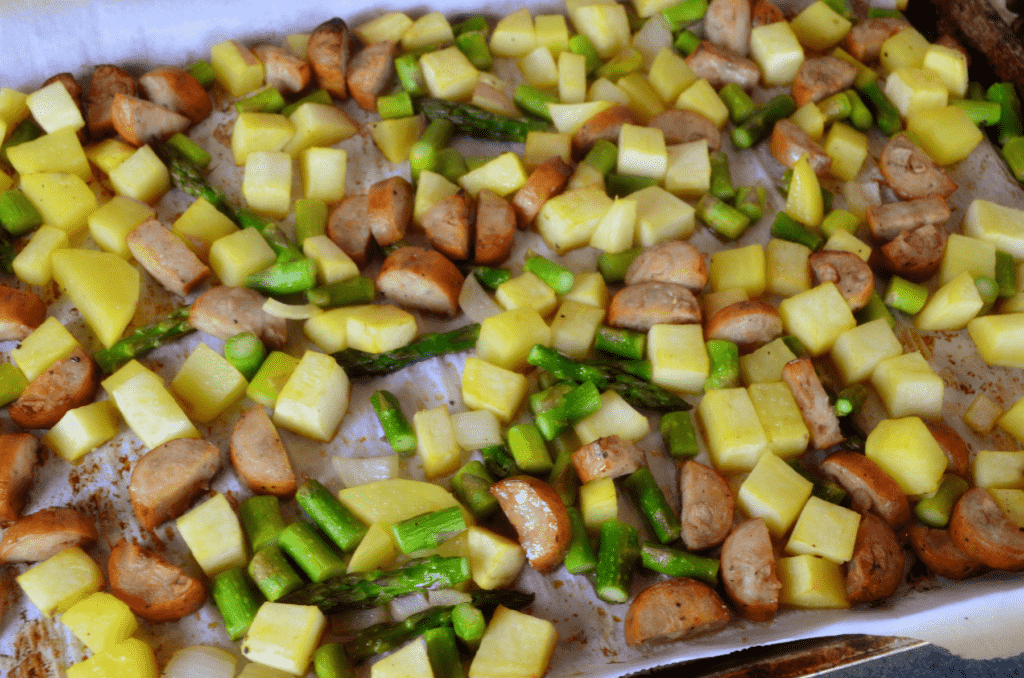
[93,306,194,374]
[418,98,548,142]
[278,555,472,613]
[332,324,480,378]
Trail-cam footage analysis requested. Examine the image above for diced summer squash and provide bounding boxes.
[232,112,296,165]
[177,493,248,577]
[675,79,729,128]
[414,405,462,478]
[105,365,200,450]
[580,477,618,532]
[370,116,424,164]
[740,337,798,386]
[823,122,867,182]
[26,81,85,133]
[699,387,769,473]
[172,197,239,261]
[11,316,79,382]
[13,225,68,286]
[171,343,248,423]
[564,271,609,308]
[242,602,326,676]
[906,105,983,166]
[243,150,292,216]
[465,526,526,590]
[422,47,480,101]
[786,155,823,227]
[20,172,97,234]
[777,555,849,609]
[915,270,984,332]
[536,187,613,254]
[664,139,711,197]
[61,592,138,654]
[0,88,30,128]
[632,185,696,245]
[648,48,697,104]
[709,244,766,297]
[303,307,353,353]
[556,52,588,104]
[65,639,158,678]
[940,234,996,286]
[108,144,171,205]
[750,22,805,87]
[779,283,856,356]
[451,410,503,450]
[344,305,417,354]
[210,39,264,97]
[550,299,605,359]
[88,196,154,259]
[372,637,434,678]
[1000,396,1024,443]
[496,271,558,315]
[16,546,104,617]
[865,416,948,496]
[246,351,299,408]
[789,1,851,51]
[972,450,1024,489]
[476,306,552,371]
[402,11,455,51]
[303,235,358,284]
[962,200,1024,260]
[569,2,631,59]
[791,102,826,142]
[284,103,358,156]
[738,451,813,538]
[785,496,860,563]
[354,12,413,44]
[831,318,903,385]
[823,228,871,261]
[44,400,120,463]
[348,522,398,573]
[748,381,810,459]
[7,127,91,181]
[880,27,930,72]
[468,606,558,678]
[617,124,667,180]
[589,78,630,106]
[274,350,349,441]
[617,73,665,123]
[490,8,537,58]
[414,171,461,227]
[461,356,529,423]
[871,351,943,420]
[647,323,709,394]
[884,68,948,119]
[574,389,650,445]
[210,227,277,286]
[51,248,140,349]
[459,152,528,198]
[338,479,471,527]
[590,197,637,253]
[766,238,812,297]
[522,132,571,170]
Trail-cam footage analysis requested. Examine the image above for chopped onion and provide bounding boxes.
[161,646,237,678]
[631,14,673,70]
[262,298,323,320]
[451,409,503,450]
[332,455,400,487]
[458,273,504,323]
[843,179,882,220]
[427,588,474,607]
[389,592,431,621]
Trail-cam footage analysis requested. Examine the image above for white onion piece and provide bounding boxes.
[332,605,389,634]
[262,298,323,320]
[451,409,503,450]
[458,273,504,323]
[332,455,400,487]
[632,14,673,70]
[389,591,430,621]
[161,645,237,678]
[427,588,474,607]
[843,179,882,220]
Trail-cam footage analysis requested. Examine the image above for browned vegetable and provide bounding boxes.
[0,285,47,341]
[129,438,222,532]
[607,282,701,331]
[624,578,730,645]
[781,357,844,450]
[138,66,212,125]
[376,246,464,317]
[908,523,985,580]
[490,475,570,573]
[874,222,947,282]
[85,64,136,138]
[571,435,645,484]
[720,518,780,622]
[307,18,352,100]
[808,250,874,312]
[368,176,414,247]
[189,286,288,350]
[108,538,206,622]
[512,156,572,229]
[769,118,832,176]
[842,17,910,63]
[819,450,911,529]
[572,105,639,155]
[686,41,760,90]
[949,487,1024,572]
[230,406,297,497]
[751,0,785,27]
[110,92,191,146]
[0,433,38,523]
[422,190,473,260]
[126,218,211,297]
[845,511,905,605]
[925,421,971,480]
[346,41,396,111]
[878,135,957,201]
[791,56,857,107]
[474,189,516,265]
[10,346,100,430]
[649,109,721,150]
[624,240,707,290]
[327,194,373,267]
[679,460,735,551]
[866,195,951,242]
[0,507,98,563]
[704,300,782,350]
[704,0,753,56]
[252,44,312,95]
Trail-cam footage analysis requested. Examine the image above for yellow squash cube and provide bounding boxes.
[766,238,812,296]
[785,496,861,563]
[906,105,983,166]
[574,389,650,444]
[580,477,618,532]
[348,522,398,573]
[401,11,455,51]
[209,227,277,286]
[490,8,537,58]
[26,81,85,133]
[88,196,154,259]
[65,639,157,678]
[709,244,766,297]
[557,51,588,104]
[871,351,943,420]
[777,555,849,609]
[536,187,613,253]
[789,1,852,51]
[299,147,346,204]
[824,122,868,182]
[52,248,140,348]
[675,79,729,128]
[414,405,462,478]
[647,323,709,394]
[170,343,248,423]
[823,228,872,261]
[177,493,248,576]
[13,225,68,286]
[61,591,138,654]
[563,271,608,309]
[243,150,292,216]
[231,111,295,165]
[962,199,1024,259]
[7,126,91,181]
[884,68,948,119]
[522,131,571,170]
[519,46,559,90]
[468,606,557,678]
[302,234,358,284]
[737,451,813,537]
[451,410,503,451]
[748,381,810,459]
[971,450,1024,489]
[284,102,358,156]
[105,367,200,450]
[338,479,469,526]
[589,196,637,253]
[740,337,797,385]
[303,307,353,353]
[459,152,528,198]
[211,40,265,97]
[830,318,903,385]
[922,44,968,97]
[915,270,984,332]
[865,416,947,496]
[172,197,239,261]
[345,304,418,354]
[617,73,665,123]
[476,306,552,371]
[421,47,480,102]
[617,123,667,180]
[750,22,805,87]
[274,350,350,442]
[85,137,136,175]
[11,316,79,382]
[536,14,571,56]
[20,172,97,234]
[791,101,826,141]
[648,47,697,104]
[466,526,526,590]
[700,387,770,473]
[16,546,104,617]
[779,283,856,356]
[462,356,529,423]
[880,27,930,71]
[633,185,695,245]
[495,271,558,315]
[43,400,119,463]
[242,602,326,676]
[550,299,605,358]
[940,233,996,286]
[372,116,425,164]
[569,2,631,59]
[108,145,171,205]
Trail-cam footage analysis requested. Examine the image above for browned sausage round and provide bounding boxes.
[925,421,971,479]
[327,194,373,267]
[679,460,735,551]
[377,246,465,317]
[845,511,905,604]
[808,250,874,312]
[138,66,213,125]
[475,190,517,265]
[648,110,722,150]
[307,18,351,100]
[721,518,780,622]
[422,190,473,260]
[108,538,206,622]
[874,222,947,282]
[346,41,397,112]
[0,285,46,342]
[189,286,288,350]
[769,118,832,175]
[949,487,1024,572]
[0,507,97,563]
[490,475,570,573]
[512,157,572,229]
[819,451,911,529]
[129,438,222,532]
[230,406,297,497]
[879,135,957,200]
[791,56,857,108]
[625,578,730,645]
[0,433,38,522]
[10,346,100,430]
[624,240,707,290]
[571,435,645,484]
[705,300,782,350]
[607,282,701,331]
[907,523,985,580]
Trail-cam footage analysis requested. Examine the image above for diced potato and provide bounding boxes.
[700,387,770,473]
[370,116,424,164]
[750,22,805,87]
[971,450,1024,489]
[871,351,944,420]
[519,46,559,89]
[242,602,325,676]
[550,299,605,359]
[26,81,85,133]
[940,233,996,286]
[466,526,526,590]
[105,365,201,449]
[495,271,558,315]
[414,171,461,227]
[574,389,650,445]
[209,227,277,287]
[348,522,398,573]
[922,44,968,97]
[414,405,461,479]
[617,124,667,180]
[588,78,630,106]
[459,152,528,198]
[664,139,711,197]
[737,451,813,537]
[823,122,868,182]
[52,249,140,349]
[675,79,729,128]
[170,343,248,423]
[85,137,136,175]
[246,351,299,408]
[709,244,766,297]
[421,47,480,101]
[617,73,665,123]
[43,400,120,463]
[108,144,170,205]
[537,14,571,56]
[965,393,1004,436]
[580,477,618,532]
[563,271,608,308]
[7,127,91,181]
[590,196,637,253]
[915,270,984,332]
[274,350,350,441]
[476,306,552,371]
[906,105,983,166]
[785,496,860,563]
[490,8,537,58]
[648,47,697,104]
[354,12,413,44]
[243,150,292,216]
[569,2,631,59]
[779,283,856,356]
[1000,395,1024,444]
[300,235,355,285]
[12,225,67,286]
[16,546,104,617]
[989,489,1024,529]
[284,102,358,156]
[786,154,824,227]
[172,197,239,261]
[536,187,613,254]
[830,318,903,385]
[789,1,852,51]
[87,196,154,259]
[557,51,587,104]
[766,238,812,296]
[11,316,79,382]
[777,555,849,609]
[791,101,826,142]
[468,606,557,678]
[20,172,97,234]
[962,199,1024,260]
[880,27,930,72]
[740,337,797,386]
[865,416,947,496]
[749,381,810,459]
[0,87,30,129]
[338,479,470,526]
[232,112,295,165]
[632,185,695,245]
[647,323,709,394]
[177,493,247,577]
[65,639,158,678]
[823,228,872,261]
[451,409,503,450]
[345,305,418,354]
[884,68,948,119]
[61,591,138,654]
[211,40,265,97]
[703,288,748,318]
[372,637,434,678]
[522,131,571,170]
[303,307,352,353]
[402,11,455,51]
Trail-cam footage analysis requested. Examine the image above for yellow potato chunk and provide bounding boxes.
[777,554,850,609]
[865,416,948,496]
[462,356,528,423]
[737,451,812,538]
[699,387,769,473]
[273,350,350,441]
[17,546,104,617]
[785,496,861,563]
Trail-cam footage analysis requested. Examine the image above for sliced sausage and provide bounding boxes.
[0,507,98,563]
[845,511,905,605]
[572,105,640,156]
[649,109,721,150]
[490,475,570,573]
[0,285,47,341]
[571,435,645,484]
[189,286,288,350]
[307,18,352,100]
[126,218,211,297]
[138,67,213,125]
[230,406,297,497]
[751,0,786,27]
[624,240,707,290]
[769,118,832,176]
[704,300,782,350]
[327,194,374,267]
[108,538,206,623]
[607,282,701,332]
[907,523,985,580]
[874,222,947,282]
[925,421,971,480]
[685,41,760,90]
[512,156,572,229]
[949,487,1024,571]
[704,0,753,56]
[85,65,136,138]
[377,246,465,317]
[624,578,730,645]
[842,17,910,64]
[720,518,780,622]
[819,450,911,529]
[878,135,957,201]
[251,44,312,96]
[808,250,874,312]
[110,92,191,146]
[866,195,951,242]
[129,438,222,532]
[0,433,38,523]
[791,56,857,108]
[679,460,735,551]
[346,41,396,111]
[781,357,844,450]
[368,176,414,247]
[422,190,473,260]
[10,346,100,430]
[44,72,83,104]
[474,189,516,266]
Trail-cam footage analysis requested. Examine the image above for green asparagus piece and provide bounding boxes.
[771,211,824,250]
[435,146,469,182]
[594,325,646,360]
[855,290,898,329]
[524,255,575,294]
[568,34,603,75]
[781,334,809,358]
[0,363,29,407]
[534,381,602,440]
[236,87,286,113]
[0,236,14,274]
[513,85,558,122]
[640,542,719,585]
[845,89,873,131]
[188,60,217,88]
[305,276,376,308]
[709,151,736,202]
[377,90,415,119]
[674,29,701,55]
[596,48,643,81]
[527,344,692,412]
[884,275,928,315]
[866,6,901,17]
[833,383,870,417]
[278,521,348,583]
[165,132,212,169]
[915,474,970,528]
[606,172,659,197]
[295,198,328,245]
[857,81,902,136]
[225,332,266,381]
[719,83,757,125]
[988,82,1024,144]
[455,30,494,70]
[996,250,1017,298]
[968,80,987,101]
[391,506,467,553]
[597,247,642,282]
[594,520,640,604]
[507,423,553,474]
[280,555,471,613]
[244,257,318,295]
[731,94,796,149]
[661,0,709,30]
[410,118,455,179]
[818,92,852,124]
[1001,136,1024,183]
[953,99,1002,126]
[624,467,681,544]
[659,410,699,460]
[480,444,519,479]
[370,390,417,456]
[236,209,304,263]
[976,275,1000,314]
[786,459,848,505]
[734,185,767,222]
[395,53,429,97]
[452,461,499,520]
[0,189,43,236]
[280,88,332,118]
[1,118,43,163]
[547,433,581,507]
[419,97,548,142]
[93,306,194,374]
[705,339,740,391]
[451,602,486,650]
[424,626,465,678]
[249,545,305,602]
[297,479,369,552]
[332,323,480,377]
[565,506,599,575]
[696,194,751,240]
[211,567,263,641]
[530,382,574,416]
[313,643,356,678]
[238,495,288,553]
[453,15,489,36]
[583,139,619,176]
[474,266,512,290]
